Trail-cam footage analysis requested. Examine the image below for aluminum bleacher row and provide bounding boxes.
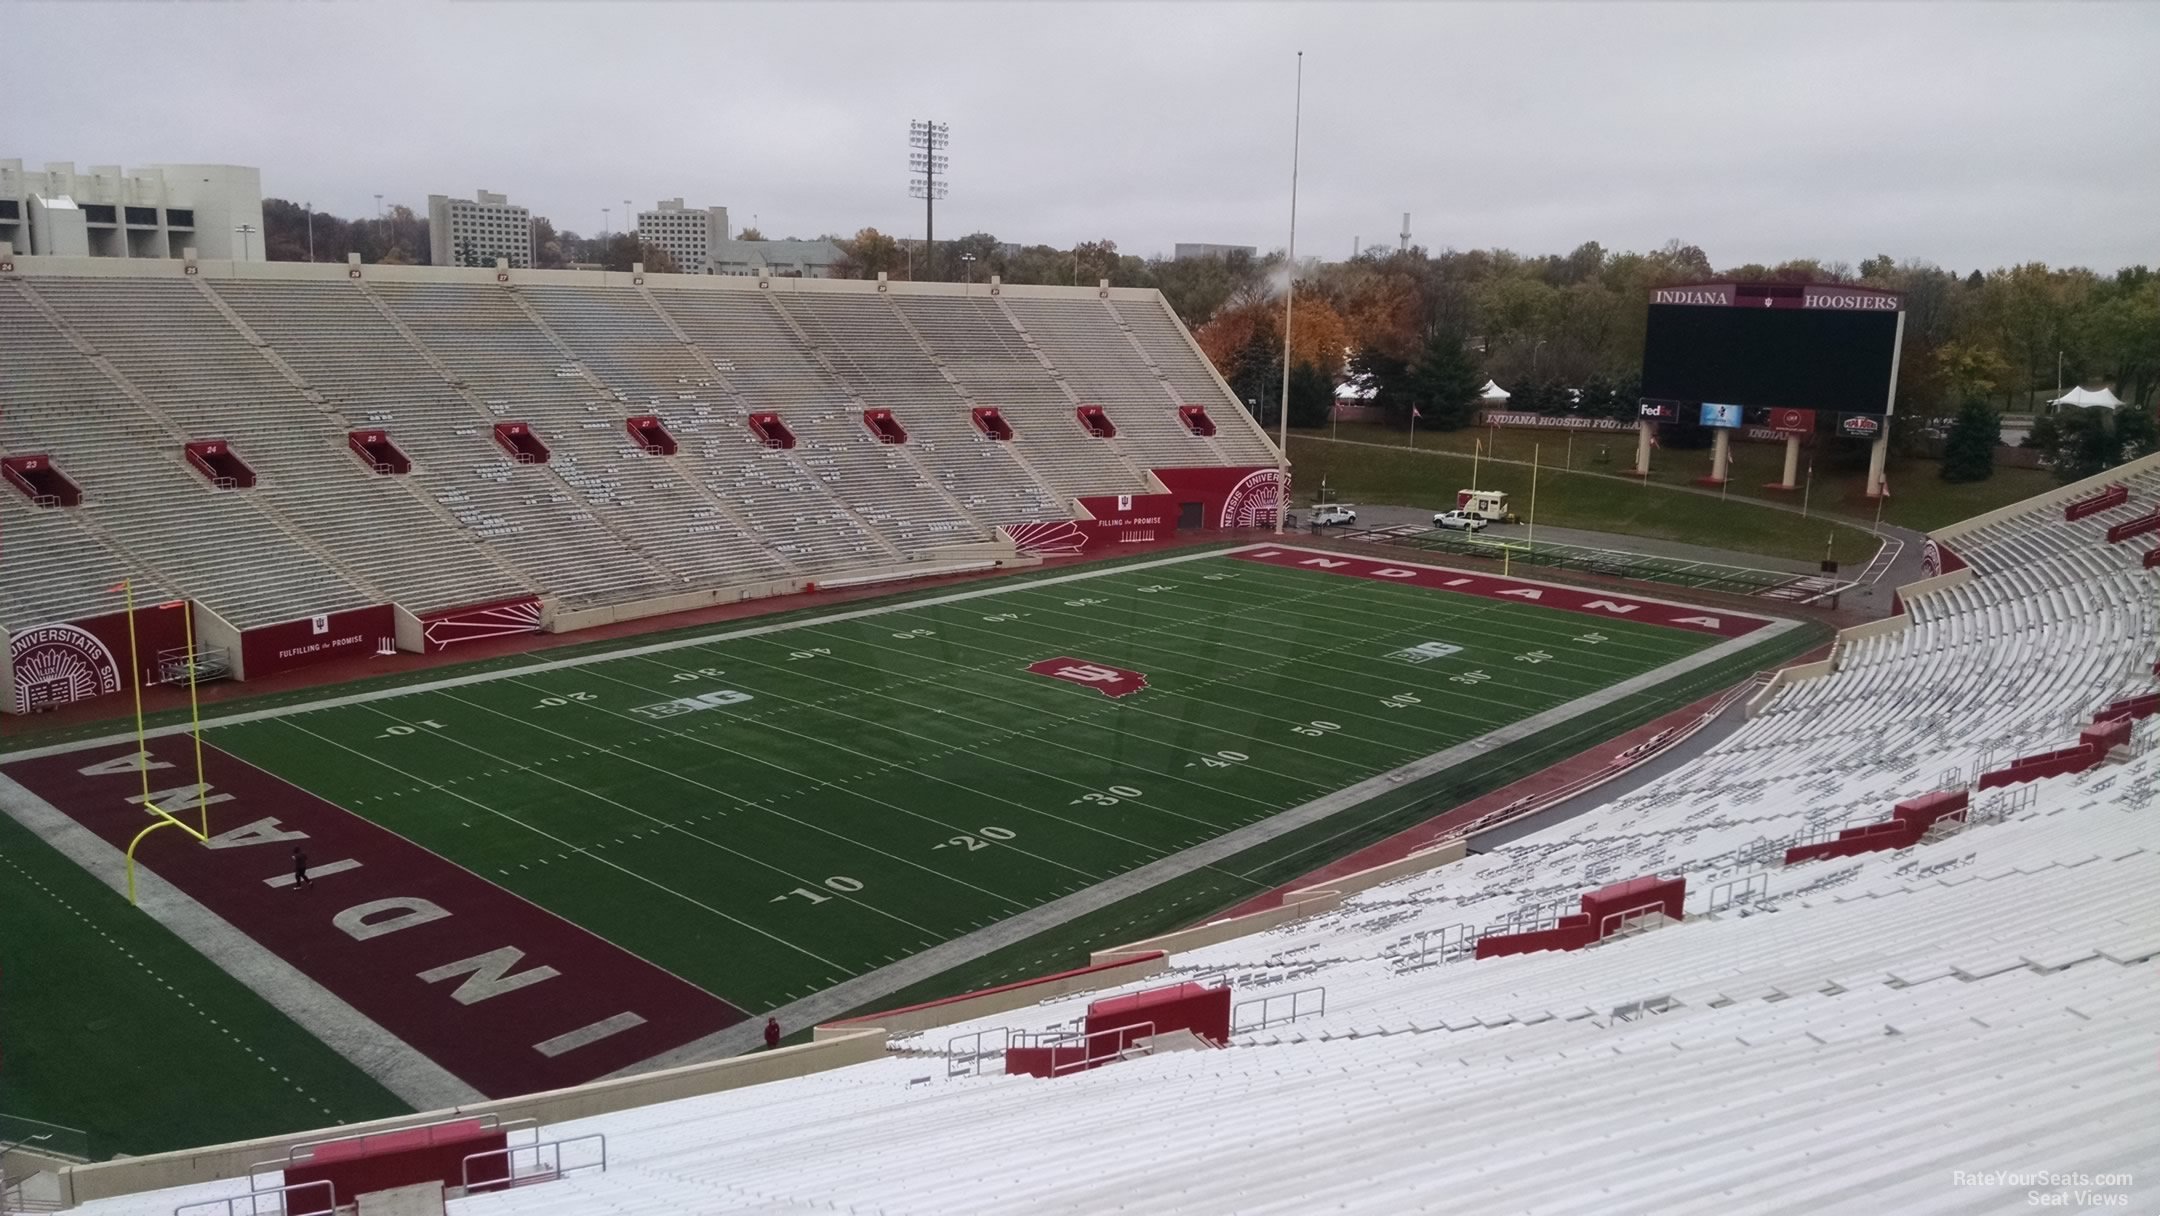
[71,466,2160,1213]
[0,267,1272,634]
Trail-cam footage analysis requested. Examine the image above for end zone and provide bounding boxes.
[1232,544,1780,637]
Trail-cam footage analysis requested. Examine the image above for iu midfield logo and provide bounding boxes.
[1026,657,1149,698]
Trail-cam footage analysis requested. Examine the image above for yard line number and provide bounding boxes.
[1070,784,1144,807]
[375,720,446,739]
[935,826,1018,852]
[771,875,865,904]
[532,692,597,709]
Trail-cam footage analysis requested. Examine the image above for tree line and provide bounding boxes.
[260,199,684,273]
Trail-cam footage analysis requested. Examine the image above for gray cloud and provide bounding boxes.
[11,0,2156,271]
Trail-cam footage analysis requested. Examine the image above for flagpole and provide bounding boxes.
[1272,49,1303,537]
[1409,405,1417,450]
[1471,438,1481,494]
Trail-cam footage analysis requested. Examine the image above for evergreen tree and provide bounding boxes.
[1404,332,1481,430]
[1287,361,1335,428]
[2113,403,2160,461]
[2050,408,2119,482]
[1939,399,2000,483]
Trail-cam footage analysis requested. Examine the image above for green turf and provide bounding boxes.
[0,810,409,1157]
[0,546,1245,749]
[201,550,1729,1013]
[849,617,1829,1011]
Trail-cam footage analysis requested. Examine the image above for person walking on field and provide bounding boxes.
[764,1017,782,1051]
[291,846,314,890]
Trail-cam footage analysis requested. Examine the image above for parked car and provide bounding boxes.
[1431,509,1489,532]
[1312,505,1359,527]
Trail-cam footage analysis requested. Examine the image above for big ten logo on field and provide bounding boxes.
[1388,641,1463,665]
[1025,657,1149,698]
[630,689,754,721]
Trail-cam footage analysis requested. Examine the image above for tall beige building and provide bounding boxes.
[428,189,533,268]
[636,199,730,273]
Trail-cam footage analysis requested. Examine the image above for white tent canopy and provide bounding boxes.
[1478,379,1511,402]
[2051,385,2125,409]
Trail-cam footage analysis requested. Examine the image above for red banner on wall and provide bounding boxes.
[1151,466,1286,529]
[241,605,396,679]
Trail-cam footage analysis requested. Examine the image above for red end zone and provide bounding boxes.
[3,740,747,1100]
[1233,547,1774,638]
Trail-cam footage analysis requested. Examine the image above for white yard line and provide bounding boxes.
[269,713,857,970]
[0,547,1250,765]
[619,613,1804,1073]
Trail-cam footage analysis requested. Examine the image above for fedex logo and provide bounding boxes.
[1026,657,1150,698]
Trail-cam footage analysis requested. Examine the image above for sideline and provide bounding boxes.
[0,546,1242,765]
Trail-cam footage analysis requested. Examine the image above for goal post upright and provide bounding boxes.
[110,578,213,904]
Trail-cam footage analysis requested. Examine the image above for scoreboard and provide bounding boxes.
[1639,283,1904,420]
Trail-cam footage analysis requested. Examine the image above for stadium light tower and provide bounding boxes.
[909,119,950,272]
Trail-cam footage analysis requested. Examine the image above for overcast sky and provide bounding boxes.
[12,1,2157,273]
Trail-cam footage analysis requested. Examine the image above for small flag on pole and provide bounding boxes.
[1412,406,1423,419]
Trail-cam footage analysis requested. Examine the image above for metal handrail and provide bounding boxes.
[1047,1021,1156,1076]
[1596,901,1673,941]
[174,1179,334,1216]
[1231,986,1326,1034]
[1706,872,1771,916]
[945,1027,1012,1079]
[459,1133,607,1194]
[254,1113,539,1186]
[1397,922,1483,969]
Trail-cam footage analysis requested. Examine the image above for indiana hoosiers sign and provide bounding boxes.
[1027,657,1149,698]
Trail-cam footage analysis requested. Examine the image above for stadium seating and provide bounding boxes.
[65,466,2160,1214]
[0,269,1279,639]
[0,280,378,629]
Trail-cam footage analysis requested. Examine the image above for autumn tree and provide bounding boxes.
[827,227,904,279]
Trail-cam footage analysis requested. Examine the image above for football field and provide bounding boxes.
[194,545,1750,1012]
[0,543,1810,1133]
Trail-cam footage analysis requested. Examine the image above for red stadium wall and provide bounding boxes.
[240,605,396,679]
[6,606,188,715]
[418,595,544,653]
[1002,466,1286,557]
[1153,466,1287,529]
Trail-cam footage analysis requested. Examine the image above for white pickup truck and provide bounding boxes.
[1430,509,1489,532]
